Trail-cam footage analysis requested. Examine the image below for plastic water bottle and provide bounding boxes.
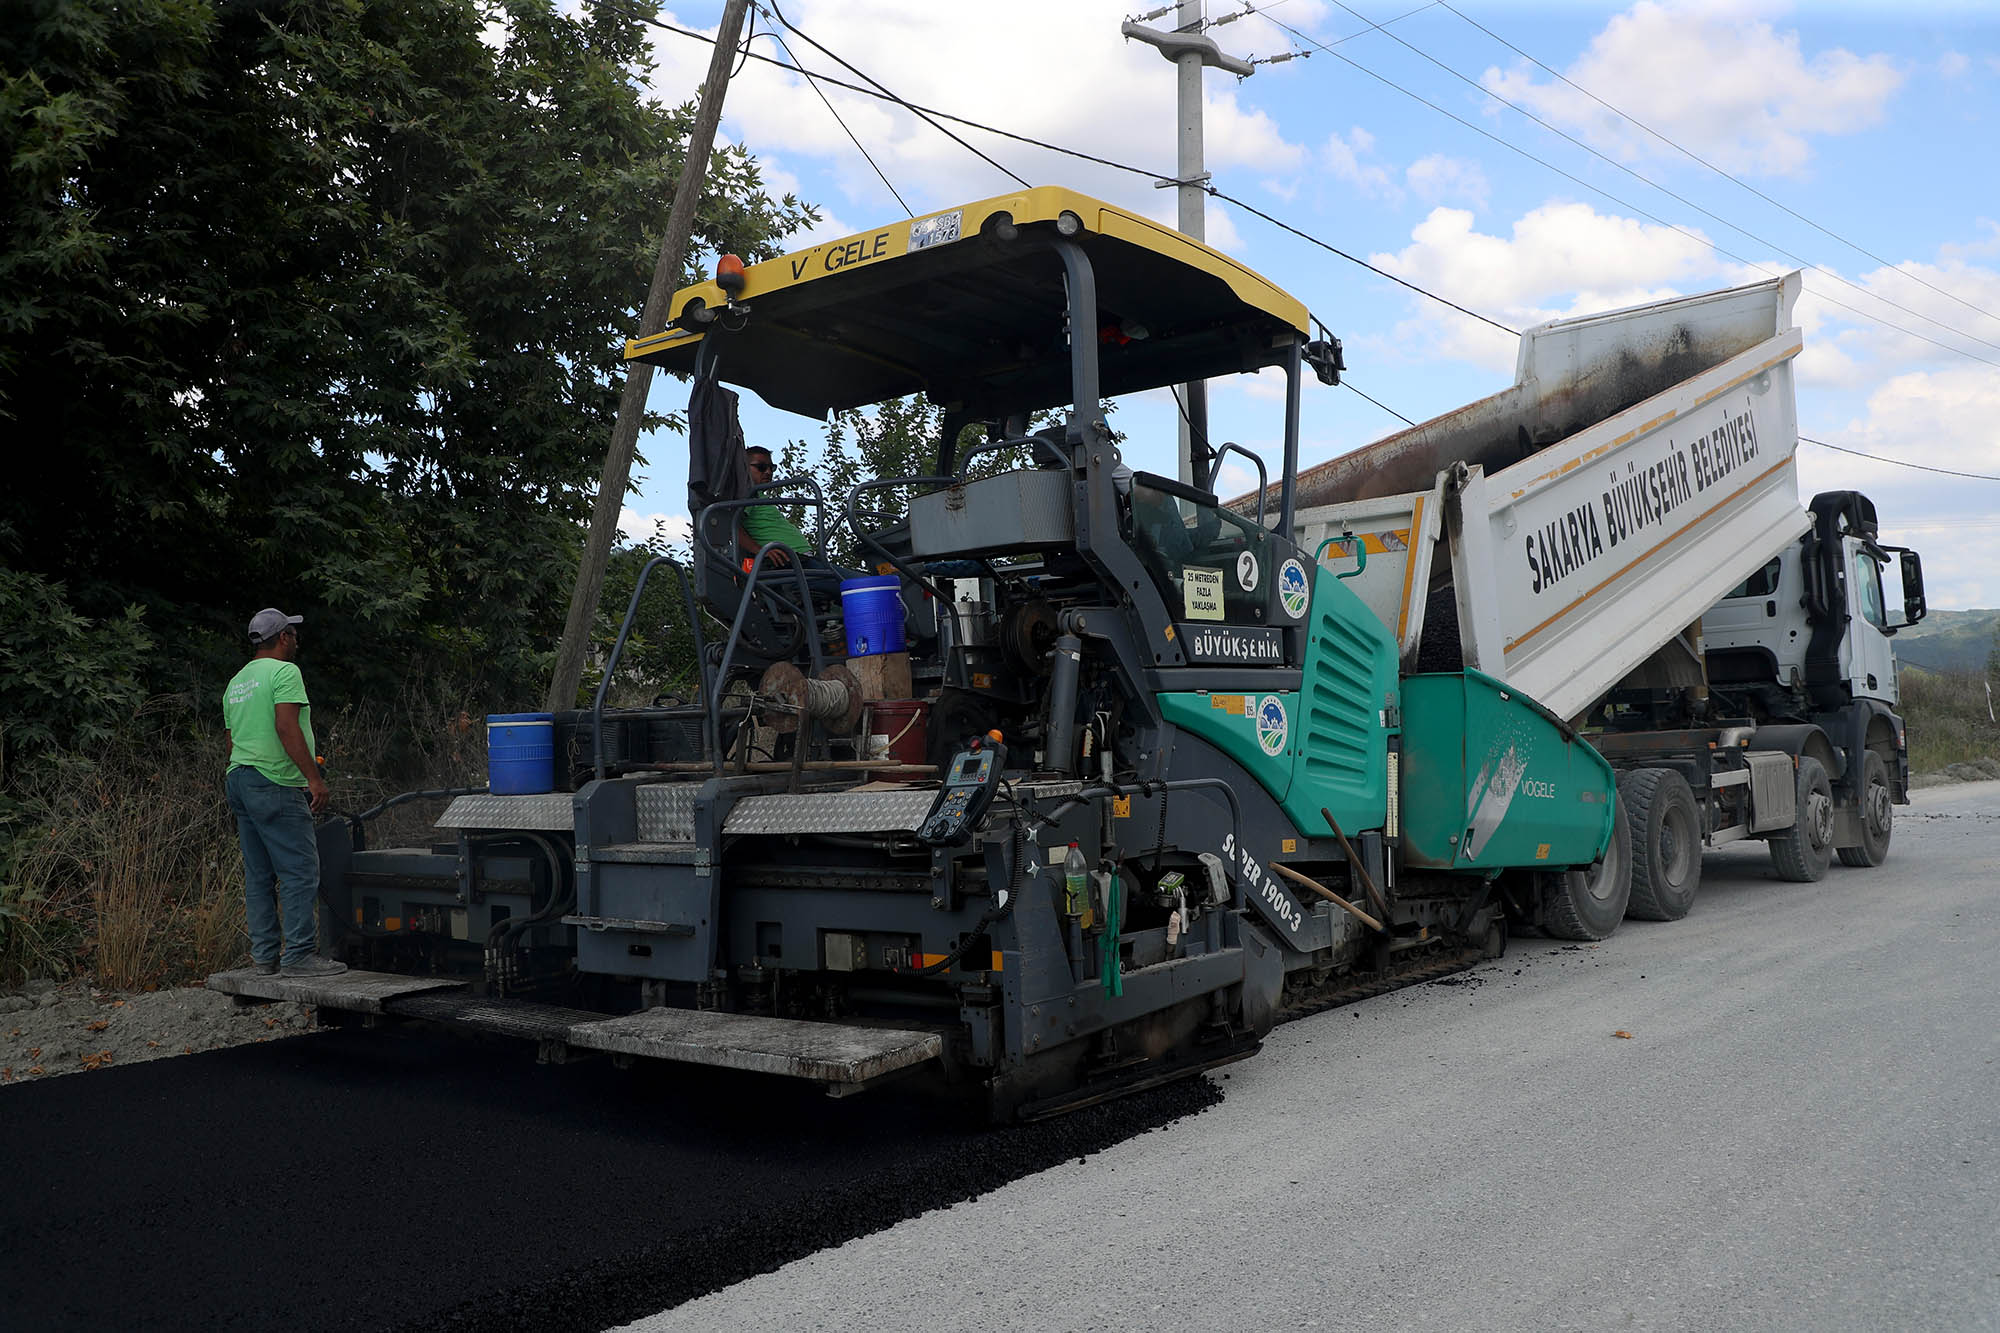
[1063,842,1089,922]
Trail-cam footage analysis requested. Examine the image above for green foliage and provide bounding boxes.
[768,397,1110,568]
[0,0,815,711]
[0,567,153,760]
[590,538,707,706]
[1885,607,2000,674]
[1898,665,2000,775]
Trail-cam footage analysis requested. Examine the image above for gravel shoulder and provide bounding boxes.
[0,978,316,1086]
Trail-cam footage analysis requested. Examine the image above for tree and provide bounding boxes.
[0,0,814,714]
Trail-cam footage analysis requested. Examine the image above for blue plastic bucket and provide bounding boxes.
[487,712,555,795]
[841,576,906,658]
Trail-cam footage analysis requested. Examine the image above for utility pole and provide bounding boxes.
[546,0,752,713]
[1122,2,1252,486]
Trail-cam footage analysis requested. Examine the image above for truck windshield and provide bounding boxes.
[1127,473,1274,624]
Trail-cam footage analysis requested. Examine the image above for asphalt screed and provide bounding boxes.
[0,1025,1220,1332]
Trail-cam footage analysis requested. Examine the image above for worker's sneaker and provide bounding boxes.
[254,959,279,976]
[279,957,348,978]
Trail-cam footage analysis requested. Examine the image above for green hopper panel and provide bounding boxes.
[1158,566,1397,837]
[1400,670,1615,872]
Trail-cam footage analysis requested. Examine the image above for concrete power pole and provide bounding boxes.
[1122,2,1252,486]
[546,0,752,713]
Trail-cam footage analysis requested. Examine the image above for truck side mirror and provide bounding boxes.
[1897,549,1927,626]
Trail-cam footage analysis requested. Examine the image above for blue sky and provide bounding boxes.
[613,1,2000,609]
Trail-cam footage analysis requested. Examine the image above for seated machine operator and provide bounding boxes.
[740,446,814,569]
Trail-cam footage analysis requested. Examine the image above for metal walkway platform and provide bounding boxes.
[563,1007,943,1085]
[205,967,466,1012]
[204,967,944,1087]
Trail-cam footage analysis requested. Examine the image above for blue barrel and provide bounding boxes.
[487,712,555,795]
[841,576,907,657]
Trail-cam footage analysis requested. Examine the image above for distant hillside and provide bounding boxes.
[1892,608,2000,674]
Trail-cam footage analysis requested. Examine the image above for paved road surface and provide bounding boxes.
[626,781,2000,1333]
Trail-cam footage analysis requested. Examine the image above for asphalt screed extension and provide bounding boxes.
[0,1024,1219,1333]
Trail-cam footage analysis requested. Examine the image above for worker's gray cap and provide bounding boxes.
[247,608,304,644]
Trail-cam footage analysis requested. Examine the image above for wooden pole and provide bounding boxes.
[545,0,752,712]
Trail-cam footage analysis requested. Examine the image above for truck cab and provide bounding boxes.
[1705,490,1926,715]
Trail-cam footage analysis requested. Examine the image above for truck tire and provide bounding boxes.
[1835,751,1893,868]
[1621,768,1702,921]
[1768,755,1835,882]
[1542,790,1632,941]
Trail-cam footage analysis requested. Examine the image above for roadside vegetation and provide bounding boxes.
[1899,652,2000,779]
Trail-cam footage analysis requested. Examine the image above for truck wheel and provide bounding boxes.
[1542,790,1632,941]
[1621,768,1702,921]
[1835,751,1893,868]
[1768,755,1835,882]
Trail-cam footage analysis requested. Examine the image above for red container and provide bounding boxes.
[871,699,929,765]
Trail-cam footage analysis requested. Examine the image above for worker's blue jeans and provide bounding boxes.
[225,766,322,967]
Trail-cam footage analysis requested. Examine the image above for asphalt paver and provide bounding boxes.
[0,1022,1218,1332]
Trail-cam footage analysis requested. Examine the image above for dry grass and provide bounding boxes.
[1,685,487,988]
[1899,666,2000,775]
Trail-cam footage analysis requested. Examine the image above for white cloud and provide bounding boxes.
[1320,128,1399,201]
[1367,202,1722,369]
[1405,154,1489,209]
[1795,366,2000,608]
[1791,248,2000,375]
[1837,366,2000,473]
[619,508,693,550]
[1939,220,2000,263]
[1939,51,1970,79]
[644,1,1310,231]
[1480,2,1903,177]
[477,2,510,52]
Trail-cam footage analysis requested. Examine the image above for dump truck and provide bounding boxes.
[209,188,1917,1117]
[1282,273,1925,926]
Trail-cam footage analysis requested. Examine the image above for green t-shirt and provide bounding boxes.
[222,658,315,786]
[741,503,811,554]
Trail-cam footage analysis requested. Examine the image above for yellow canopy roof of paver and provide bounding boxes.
[627,186,1311,419]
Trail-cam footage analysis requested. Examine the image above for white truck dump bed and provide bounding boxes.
[1287,273,1807,722]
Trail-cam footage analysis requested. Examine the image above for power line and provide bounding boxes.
[1213,188,1517,334]
[1801,436,2000,482]
[1307,0,2000,357]
[1257,9,2000,372]
[763,24,911,214]
[763,2,1030,191]
[1439,1,2000,337]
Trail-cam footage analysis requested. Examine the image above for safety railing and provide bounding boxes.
[590,555,710,781]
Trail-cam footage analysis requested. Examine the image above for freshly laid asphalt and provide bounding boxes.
[0,1020,1216,1332]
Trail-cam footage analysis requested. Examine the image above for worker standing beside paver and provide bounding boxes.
[222,608,345,978]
